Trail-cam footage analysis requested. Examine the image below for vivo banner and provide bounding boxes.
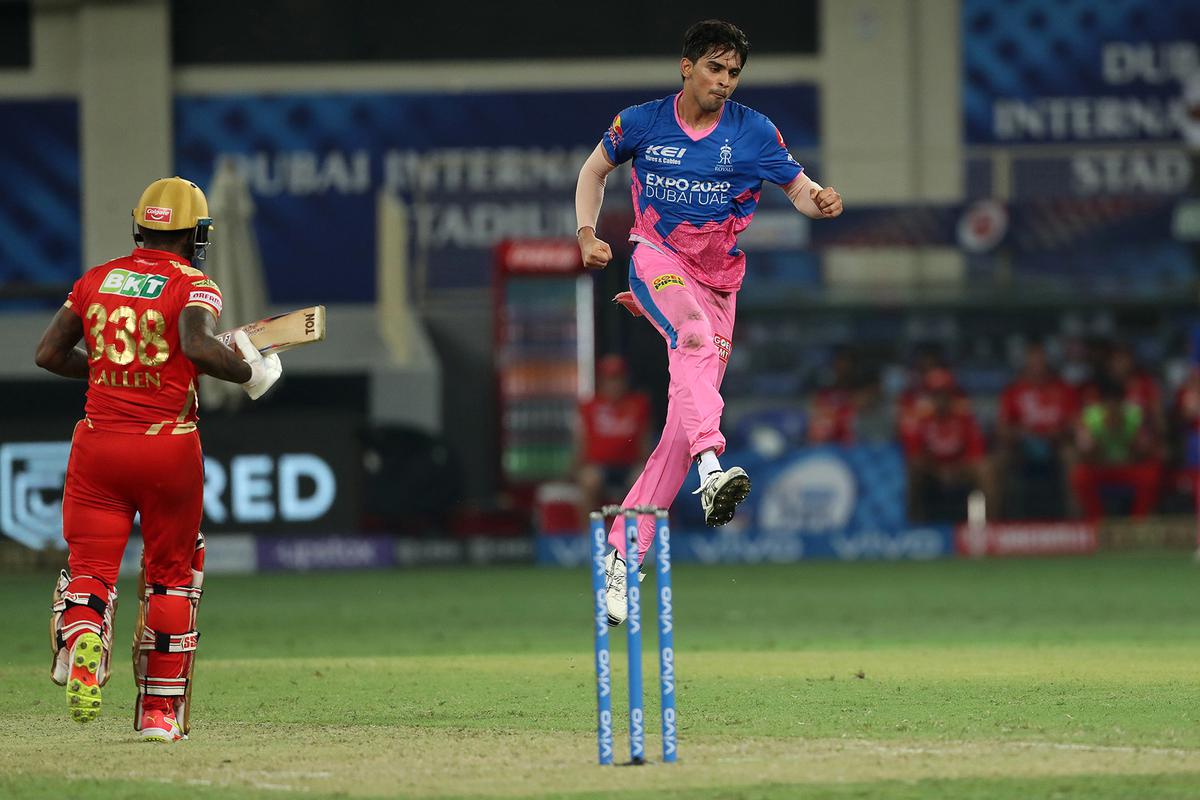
[536,444,954,565]
[537,526,953,567]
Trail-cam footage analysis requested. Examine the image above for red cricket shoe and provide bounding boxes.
[140,708,184,743]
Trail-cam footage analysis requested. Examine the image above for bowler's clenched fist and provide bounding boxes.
[578,230,613,269]
[810,186,843,218]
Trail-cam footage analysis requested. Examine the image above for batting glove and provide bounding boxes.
[234,329,283,400]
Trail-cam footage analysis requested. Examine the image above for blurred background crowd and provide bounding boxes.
[578,329,1200,528]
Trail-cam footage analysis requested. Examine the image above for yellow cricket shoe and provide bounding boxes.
[66,633,103,723]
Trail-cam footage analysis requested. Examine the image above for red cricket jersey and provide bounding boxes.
[579,393,651,466]
[999,378,1079,438]
[897,386,969,452]
[807,387,856,445]
[64,248,223,435]
[1176,379,1200,423]
[911,409,986,465]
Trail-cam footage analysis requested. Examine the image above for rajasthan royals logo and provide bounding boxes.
[716,140,734,172]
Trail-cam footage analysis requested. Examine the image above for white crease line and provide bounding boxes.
[717,740,1198,763]
[1010,741,1195,757]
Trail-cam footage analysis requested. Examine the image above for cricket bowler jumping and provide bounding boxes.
[574,20,843,625]
[34,177,282,741]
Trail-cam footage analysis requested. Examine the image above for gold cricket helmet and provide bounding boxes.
[132,176,214,261]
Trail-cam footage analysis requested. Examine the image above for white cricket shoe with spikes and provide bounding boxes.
[695,466,752,527]
[603,549,645,627]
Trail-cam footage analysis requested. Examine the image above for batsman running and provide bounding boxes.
[34,177,282,742]
[575,20,843,625]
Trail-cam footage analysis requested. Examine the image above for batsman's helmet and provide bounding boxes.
[132,176,214,261]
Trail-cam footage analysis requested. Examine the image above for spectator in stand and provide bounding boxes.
[1172,366,1200,432]
[1111,344,1164,433]
[1169,366,1200,501]
[995,341,1079,518]
[1070,377,1162,521]
[897,345,970,454]
[898,344,950,453]
[807,346,858,445]
[577,354,652,516]
[905,367,995,523]
[1080,343,1164,434]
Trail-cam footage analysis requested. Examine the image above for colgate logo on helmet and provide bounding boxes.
[144,206,173,224]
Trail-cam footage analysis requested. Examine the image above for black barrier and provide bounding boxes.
[360,426,462,536]
[0,409,365,547]
[198,412,364,533]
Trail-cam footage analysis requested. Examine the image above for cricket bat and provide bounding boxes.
[217,305,326,355]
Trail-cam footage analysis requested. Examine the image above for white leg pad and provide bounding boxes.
[50,570,117,687]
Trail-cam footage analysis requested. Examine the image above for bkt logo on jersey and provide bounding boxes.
[0,442,71,549]
[99,269,169,299]
[644,144,687,165]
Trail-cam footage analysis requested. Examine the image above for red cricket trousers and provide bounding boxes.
[62,419,203,590]
[1069,461,1161,521]
[62,420,205,711]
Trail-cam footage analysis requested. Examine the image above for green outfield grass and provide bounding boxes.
[1,554,1198,798]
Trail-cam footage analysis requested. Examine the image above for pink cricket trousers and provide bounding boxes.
[610,243,736,558]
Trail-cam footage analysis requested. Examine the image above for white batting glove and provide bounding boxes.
[233,329,282,400]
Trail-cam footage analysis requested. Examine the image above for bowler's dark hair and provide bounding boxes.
[682,20,750,68]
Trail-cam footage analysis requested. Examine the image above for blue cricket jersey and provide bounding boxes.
[601,91,804,290]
